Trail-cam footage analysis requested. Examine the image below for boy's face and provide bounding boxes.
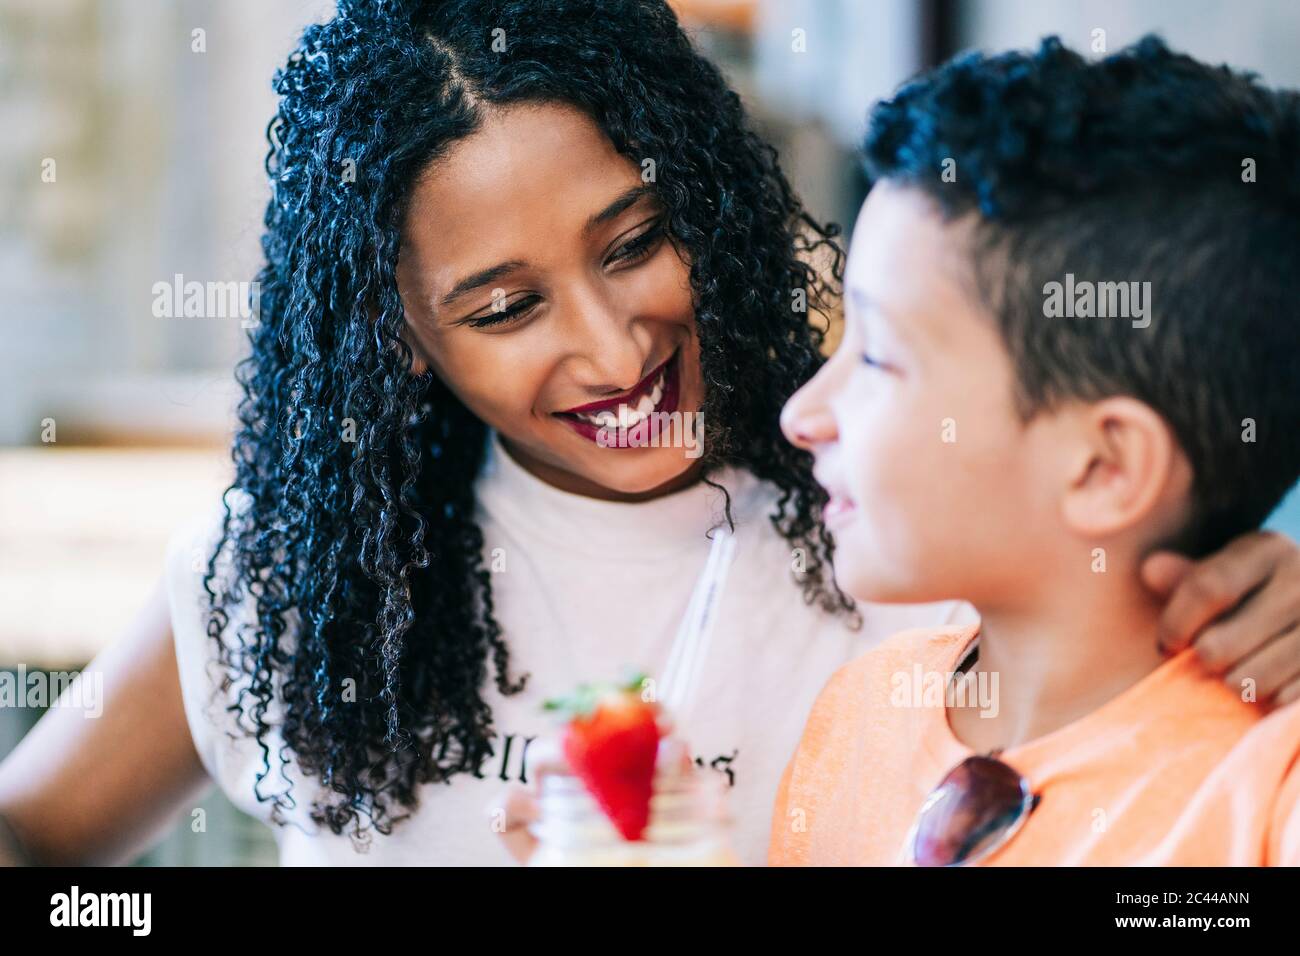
[782,183,1064,604]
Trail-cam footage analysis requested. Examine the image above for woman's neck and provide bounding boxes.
[497,435,707,502]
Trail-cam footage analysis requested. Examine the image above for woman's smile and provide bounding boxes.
[553,346,683,445]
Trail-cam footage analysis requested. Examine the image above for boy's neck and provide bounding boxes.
[948,563,1168,754]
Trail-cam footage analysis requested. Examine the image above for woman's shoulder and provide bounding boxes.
[163,490,309,825]
[162,492,242,753]
[162,488,254,629]
[162,485,294,693]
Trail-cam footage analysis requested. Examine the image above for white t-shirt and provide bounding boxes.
[165,431,968,865]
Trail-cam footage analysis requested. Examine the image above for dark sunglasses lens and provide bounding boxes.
[912,756,1029,867]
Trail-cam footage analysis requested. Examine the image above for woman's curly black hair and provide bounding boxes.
[204,0,854,840]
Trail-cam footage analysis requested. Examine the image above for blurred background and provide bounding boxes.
[1,0,1298,865]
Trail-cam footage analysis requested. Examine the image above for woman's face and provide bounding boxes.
[396,102,705,500]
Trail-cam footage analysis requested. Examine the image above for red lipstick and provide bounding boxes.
[554,348,682,445]
[558,350,677,416]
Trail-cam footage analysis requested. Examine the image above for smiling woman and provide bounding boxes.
[395,102,707,500]
[151,0,889,863]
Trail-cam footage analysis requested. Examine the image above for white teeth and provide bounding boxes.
[572,364,669,429]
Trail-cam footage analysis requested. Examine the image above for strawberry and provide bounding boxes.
[544,674,663,841]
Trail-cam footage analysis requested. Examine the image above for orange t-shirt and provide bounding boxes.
[769,624,1300,866]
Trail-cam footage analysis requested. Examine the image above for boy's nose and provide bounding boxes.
[780,388,838,450]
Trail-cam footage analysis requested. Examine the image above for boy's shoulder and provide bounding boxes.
[1231,698,1300,865]
[826,623,979,699]
[798,623,979,743]
[770,625,979,865]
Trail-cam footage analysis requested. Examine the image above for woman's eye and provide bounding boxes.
[467,295,540,329]
[607,220,665,266]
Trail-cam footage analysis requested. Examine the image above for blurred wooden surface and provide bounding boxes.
[0,447,230,668]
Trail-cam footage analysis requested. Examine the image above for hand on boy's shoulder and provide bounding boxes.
[1143,531,1300,708]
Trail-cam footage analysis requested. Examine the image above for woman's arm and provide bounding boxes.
[0,575,210,865]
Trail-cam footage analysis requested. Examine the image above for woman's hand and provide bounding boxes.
[488,733,694,864]
[493,783,543,866]
[1142,530,1300,707]
[489,737,566,866]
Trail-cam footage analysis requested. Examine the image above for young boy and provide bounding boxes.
[771,36,1300,866]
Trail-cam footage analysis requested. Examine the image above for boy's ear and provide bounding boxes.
[1060,397,1192,539]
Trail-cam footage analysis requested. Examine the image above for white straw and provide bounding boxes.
[660,526,737,719]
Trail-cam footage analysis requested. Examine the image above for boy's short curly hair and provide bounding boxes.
[864,35,1300,554]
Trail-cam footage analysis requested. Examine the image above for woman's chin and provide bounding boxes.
[581,448,705,499]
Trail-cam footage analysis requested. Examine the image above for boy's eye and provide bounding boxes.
[606,220,665,267]
[467,294,541,329]
[860,351,886,369]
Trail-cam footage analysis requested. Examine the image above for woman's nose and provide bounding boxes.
[564,286,654,391]
[579,332,650,395]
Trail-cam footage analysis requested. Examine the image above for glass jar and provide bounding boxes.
[528,767,739,867]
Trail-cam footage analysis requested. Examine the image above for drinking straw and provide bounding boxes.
[659,525,737,719]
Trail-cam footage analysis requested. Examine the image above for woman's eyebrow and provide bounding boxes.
[439,259,526,307]
[585,185,655,234]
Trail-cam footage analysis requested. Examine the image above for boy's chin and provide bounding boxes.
[833,558,933,605]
